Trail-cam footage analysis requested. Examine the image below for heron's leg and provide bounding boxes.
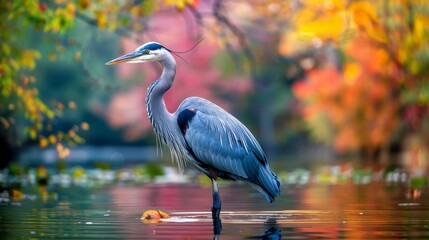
[211,178,222,219]
[213,216,222,239]
[211,178,222,237]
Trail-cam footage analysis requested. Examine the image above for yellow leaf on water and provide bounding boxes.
[141,209,170,223]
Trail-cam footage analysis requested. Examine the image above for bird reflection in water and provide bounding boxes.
[246,218,281,240]
[213,217,281,240]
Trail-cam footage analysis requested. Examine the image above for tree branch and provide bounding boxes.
[212,0,257,79]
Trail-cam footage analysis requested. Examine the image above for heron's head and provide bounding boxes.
[105,42,169,65]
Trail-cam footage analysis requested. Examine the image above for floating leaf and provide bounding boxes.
[141,210,170,223]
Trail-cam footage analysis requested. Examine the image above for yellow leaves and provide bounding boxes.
[29,127,38,140]
[95,10,107,28]
[130,5,149,18]
[44,2,76,33]
[39,134,59,147]
[78,0,91,11]
[2,43,11,56]
[16,86,24,96]
[164,0,198,11]
[413,16,425,41]
[289,0,352,43]
[301,0,344,10]
[349,1,387,43]
[282,0,394,57]
[73,167,86,179]
[296,13,347,41]
[19,50,41,70]
[3,0,94,152]
[39,137,49,148]
[343,63,360,85]
[49,135,57,144]
[64,2,76,21]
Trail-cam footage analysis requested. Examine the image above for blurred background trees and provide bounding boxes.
[1,0,428,171]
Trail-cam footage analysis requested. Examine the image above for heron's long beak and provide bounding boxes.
[105,51,143,65]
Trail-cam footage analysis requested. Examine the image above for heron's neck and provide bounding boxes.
[145,53,188,171]
[146,53,177,137]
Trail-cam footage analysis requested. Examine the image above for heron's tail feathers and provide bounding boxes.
[250,165,281,203]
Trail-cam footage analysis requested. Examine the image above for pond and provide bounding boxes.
[1,182,429,239]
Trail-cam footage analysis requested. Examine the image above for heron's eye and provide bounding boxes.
[144,49,150,54]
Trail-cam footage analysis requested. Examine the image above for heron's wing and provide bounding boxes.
[178,97,263,173]
[176,97,280,202]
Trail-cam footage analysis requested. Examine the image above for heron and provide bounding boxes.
[106,42,281,219]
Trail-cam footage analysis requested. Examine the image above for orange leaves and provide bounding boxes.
[141,209,170,223]
[293,34,401,153]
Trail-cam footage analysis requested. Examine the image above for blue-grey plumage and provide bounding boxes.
[176,97,280,202]
[106,41,281,218]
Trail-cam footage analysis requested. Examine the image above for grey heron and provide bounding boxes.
[106,42,281,219]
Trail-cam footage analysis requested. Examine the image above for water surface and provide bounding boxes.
[1,183,429,239]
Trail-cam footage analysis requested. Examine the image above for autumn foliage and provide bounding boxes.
[2,0,429,161]
[294,35,400,153]
[290,0,429,155]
